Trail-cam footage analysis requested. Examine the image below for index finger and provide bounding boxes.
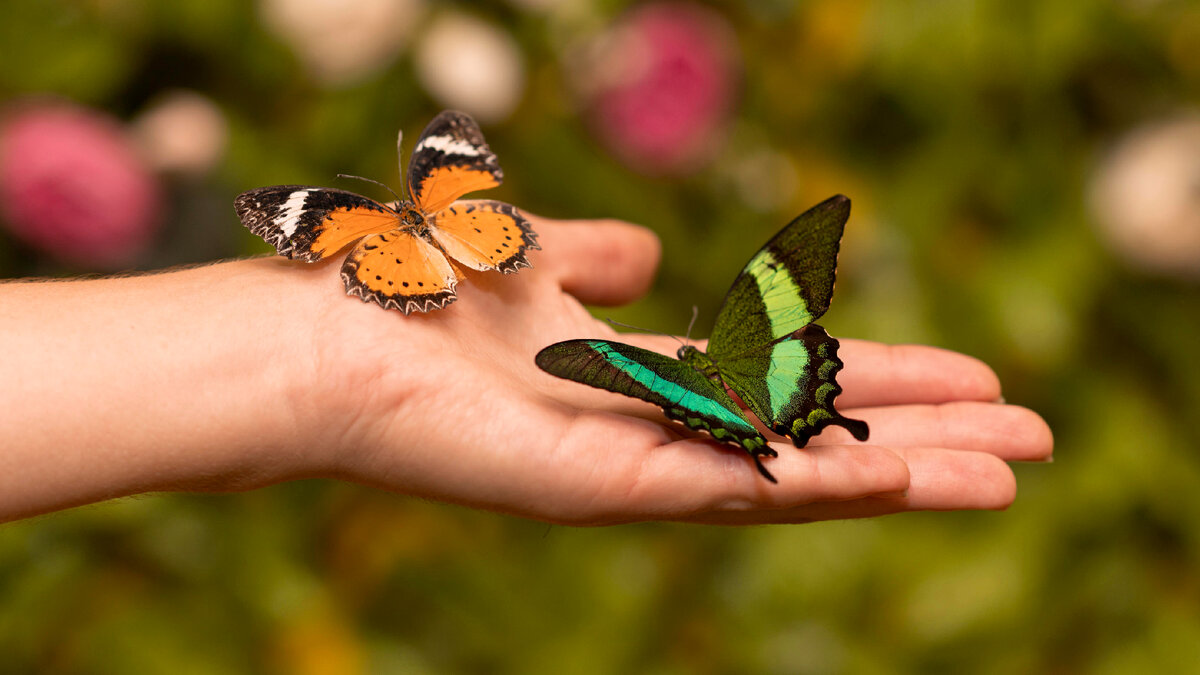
[526,213,661,307]
[619,335,1002,408]
[836,340,1001,407]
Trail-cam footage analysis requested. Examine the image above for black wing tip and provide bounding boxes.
[232,187,275,220]
[431,109,476,125]
[534,341,569,367]
[844,418,870,442]
[422,109,489,144]
[534,339,597,371]
[779,414,870,447]
[813,194,851,217]
[234,184,317,202]
[809,193,851,222]
[779,194,850,236]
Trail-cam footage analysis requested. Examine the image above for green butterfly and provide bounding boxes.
[535,195,869,483]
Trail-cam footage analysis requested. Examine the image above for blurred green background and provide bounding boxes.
[3,0,1200,673]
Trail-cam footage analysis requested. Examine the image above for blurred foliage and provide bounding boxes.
[3,0,1200,673]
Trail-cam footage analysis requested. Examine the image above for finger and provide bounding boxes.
[683,446,1016,524]
[526,213,661,306]
[802,447,1017,515]
[632,440,913,513]
[617,336,1002,408]
[812,402,1054,462]
[542,412,912,525]
[835,340,1001,407]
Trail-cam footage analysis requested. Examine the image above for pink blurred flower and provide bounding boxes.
[0,101,161,268]
[576,2,740,175]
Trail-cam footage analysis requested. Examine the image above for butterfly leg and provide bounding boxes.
[750,447,779,484]
[732,433,778,484]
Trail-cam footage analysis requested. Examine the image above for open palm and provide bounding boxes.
[300,213,1052,525]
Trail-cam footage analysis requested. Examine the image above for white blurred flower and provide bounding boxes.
[1090,113,1200,280]
[261,0,424,86]
[131,90,228,176]
[414,12,525,124]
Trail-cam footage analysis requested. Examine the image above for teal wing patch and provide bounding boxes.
[535,339,778,481]
[717,325,869,446]
[707,194,851,353]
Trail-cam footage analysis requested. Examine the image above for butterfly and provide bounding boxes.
[234,110,539,314]
[535,195,869,483]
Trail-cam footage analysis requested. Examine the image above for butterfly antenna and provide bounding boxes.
[605,318,686,348]
[684,305,700,345]
[396,129,407,199]
[335,174,404,206]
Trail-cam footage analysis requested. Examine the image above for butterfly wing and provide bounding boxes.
[706,195,868,445]
[234,186,397,262]
[714,325,869,446]
[708,194,851,349]
[341,230,459,314]
[427,200,539,273]
[536,339,778,481]
[407,110,503,215]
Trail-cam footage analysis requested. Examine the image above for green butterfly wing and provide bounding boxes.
[706,195,870,446]
[535,339,779,481]
[709,194,850,348]
[714,325,869,445]
[534,195,868,482]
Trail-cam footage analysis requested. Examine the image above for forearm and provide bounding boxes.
[0,258,325,521]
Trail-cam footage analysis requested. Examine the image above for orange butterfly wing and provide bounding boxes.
[407,111,503,214]
[428,200,539,272]
[341,230,459,314]
[236,112,540,314]
[235,186,397,262]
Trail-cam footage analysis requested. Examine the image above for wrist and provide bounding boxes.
[0,257,339,519]
[166,257,342,491]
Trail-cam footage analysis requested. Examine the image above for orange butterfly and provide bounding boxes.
[234,110,539,313]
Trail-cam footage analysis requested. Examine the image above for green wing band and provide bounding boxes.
[708,195,851,358]
[716,324,869,447]
[535,340,773,459]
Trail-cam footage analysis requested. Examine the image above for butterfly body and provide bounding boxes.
[396,202,427,229]
[235,110,538,313]
[536,195,868,483]
[675,347,714,390]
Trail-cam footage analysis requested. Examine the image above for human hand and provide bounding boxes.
[294,213,1053,525]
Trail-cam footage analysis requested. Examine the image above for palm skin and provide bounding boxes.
[292,212,1053,525]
